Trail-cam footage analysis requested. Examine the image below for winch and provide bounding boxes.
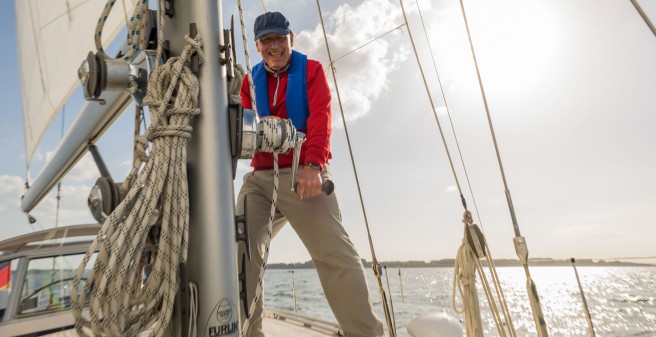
[230,106,333,194]
[78,49,157,105]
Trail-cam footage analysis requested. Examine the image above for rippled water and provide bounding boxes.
[264,267,656,337]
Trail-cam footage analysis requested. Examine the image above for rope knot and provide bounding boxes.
[183,33,205,65]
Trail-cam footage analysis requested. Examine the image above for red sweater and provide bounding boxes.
[241,59,332,171]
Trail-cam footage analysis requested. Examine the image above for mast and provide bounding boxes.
[166,1,240,336]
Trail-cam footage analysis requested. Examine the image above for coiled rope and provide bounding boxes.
[453,218,483,337]
[71,0,203,336]
[452,212,517,337]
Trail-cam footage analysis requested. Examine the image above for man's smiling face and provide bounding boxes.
[256,33,294,71]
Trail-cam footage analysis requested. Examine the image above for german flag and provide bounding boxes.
[0,261,10,289]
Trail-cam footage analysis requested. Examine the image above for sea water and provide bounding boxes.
[263,267,656,337]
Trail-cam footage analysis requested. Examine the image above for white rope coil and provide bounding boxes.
[452,224,484,337]
[71,28,203,337]
[257,117,296,154]
[452,211,518,337]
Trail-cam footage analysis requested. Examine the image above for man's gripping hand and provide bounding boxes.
[295,165,322,199]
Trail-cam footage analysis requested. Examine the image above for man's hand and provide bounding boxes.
[295,165,322,199]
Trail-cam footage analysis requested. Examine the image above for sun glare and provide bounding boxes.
[427,1,564,102]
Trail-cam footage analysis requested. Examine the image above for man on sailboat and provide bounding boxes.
[237,11,384,337]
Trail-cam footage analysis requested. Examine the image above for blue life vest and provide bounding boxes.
[252,50,309,130]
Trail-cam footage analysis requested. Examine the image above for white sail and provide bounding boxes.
[15,0,137,169]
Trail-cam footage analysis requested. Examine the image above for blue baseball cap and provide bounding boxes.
[254,12,290,40]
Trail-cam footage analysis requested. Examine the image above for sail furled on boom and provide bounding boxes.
[15,0,137,170]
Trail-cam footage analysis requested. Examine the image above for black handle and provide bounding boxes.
[322,180,334,195]
[293,180,335,195]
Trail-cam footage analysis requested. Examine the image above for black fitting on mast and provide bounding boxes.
[164,0,174,18]
[228,102,244,179]
[190,24,199,74]
[219,19,235,80]
[235,196,251,261]
[239,253,250,317]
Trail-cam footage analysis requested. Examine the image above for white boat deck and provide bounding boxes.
[263,308,342,336]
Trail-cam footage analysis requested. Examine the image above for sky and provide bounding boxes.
[0,0,655,264]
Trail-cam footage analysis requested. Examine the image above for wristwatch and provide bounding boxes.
[305,162,321,171]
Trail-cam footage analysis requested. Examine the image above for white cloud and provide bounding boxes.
[0,175,25,212]
[293,0,409,124]
[30,183,95,226]
[66,152,100,182]
[446,185,457,193]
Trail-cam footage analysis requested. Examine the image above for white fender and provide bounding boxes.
[407,311,464,337]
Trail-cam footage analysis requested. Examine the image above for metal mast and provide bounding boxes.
[166,1,240,336]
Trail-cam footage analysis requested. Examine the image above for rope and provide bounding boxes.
[414,0,484,227]
[456,1,549,335]
[570,259,596,337]
[452,228,484,337]
[452,211,518,337]
[240,118,298,337]
[401,2,515,332]
[383,266,397,332]
[71,1,203,336]
[329,23,406,66]
[95,0,149,60]
[315,1,396,336]
[234,5,305,336]
[398,0,468,210]
[189,282,199,337]
[630,0,656,38]
[237,0,257,111]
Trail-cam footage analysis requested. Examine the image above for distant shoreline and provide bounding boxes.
[267,258,655,269]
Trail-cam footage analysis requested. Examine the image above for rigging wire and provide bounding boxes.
[50,105,67,311]
[383,266,397,332]
[630,0,656,38]
[414,0,484,229]
[570,258,597,337]
[456,0,549,335]
[315,1,396,336]
[54,105,65,230]
[330,24,406,66]
[401,1,519,335]
[237,0,257,111]
[398,0,467,210]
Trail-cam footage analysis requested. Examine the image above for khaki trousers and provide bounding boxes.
[236,167,384,337]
